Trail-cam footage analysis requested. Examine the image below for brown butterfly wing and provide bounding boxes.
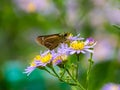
[36,36,45,45]
[36,34,62,50]
[44,35,62,50]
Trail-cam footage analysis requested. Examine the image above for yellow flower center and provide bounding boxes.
[41,53,52,63]
[34,55,41,60]
[33,53,52,64]
[70,41,85,50]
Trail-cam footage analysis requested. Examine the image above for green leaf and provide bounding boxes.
[112,25,120,32]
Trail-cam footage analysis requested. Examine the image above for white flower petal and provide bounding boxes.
[81,50,86,54]
[84,46,93,48]
[85,49,94,53]
[77,50,81,54]
[70,51,76,55]
[84,40,89,45]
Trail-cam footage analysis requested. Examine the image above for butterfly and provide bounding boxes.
[36,33,70,50]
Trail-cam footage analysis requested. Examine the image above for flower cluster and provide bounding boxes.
[24,33,96,76]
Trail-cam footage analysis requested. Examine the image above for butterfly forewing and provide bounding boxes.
[36,34,64,50]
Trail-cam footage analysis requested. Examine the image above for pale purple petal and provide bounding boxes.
[81,50,86,54]
[54,60,62,65]
[69,34,84,41]
[92,42,97,46]
[35,60,45,66]
[102,83,120,90]
[84,42,96,48]
[70,50,76,55]
[52,44,69,65]
[84,46,93,49]
[24,66,36,76]
[57,44,70,55]
[84,39,89,45]
[77,50,81,54]
[84,49,94,53]
[86,37,94,43]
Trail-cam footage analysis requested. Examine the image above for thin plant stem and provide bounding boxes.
[51,66,60,78]
[114,32,120,60]
[76,54,80,80]
[65,67,86,90]
[60,69,65,78]
[86,53,94,90]
[44,67,76,85]
[65,68,77,82]
[50,66,77,86]
[77,83,86,90]
[44,67,56,77]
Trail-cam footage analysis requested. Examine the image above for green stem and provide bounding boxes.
[51,66,60,78]
[65,68,77,82]
[60,69,65,78]
[86,53,94,90]
[76,54,80,80]
[77,83,86,90]
[114,32,120,59]
[50,66,77,86]
[77,54,80,61]
[44,68,56,77]
[65,67,86,90]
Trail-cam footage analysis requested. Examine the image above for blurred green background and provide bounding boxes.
[0,0,120,90]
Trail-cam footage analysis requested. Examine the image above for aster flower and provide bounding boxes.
[52,44,69,66]
[24,50,52,76]
[24,55,41,76]
[102,83,120,90]
[69,38,96,55]
[35,50,52,67]
[24,66,36,76]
